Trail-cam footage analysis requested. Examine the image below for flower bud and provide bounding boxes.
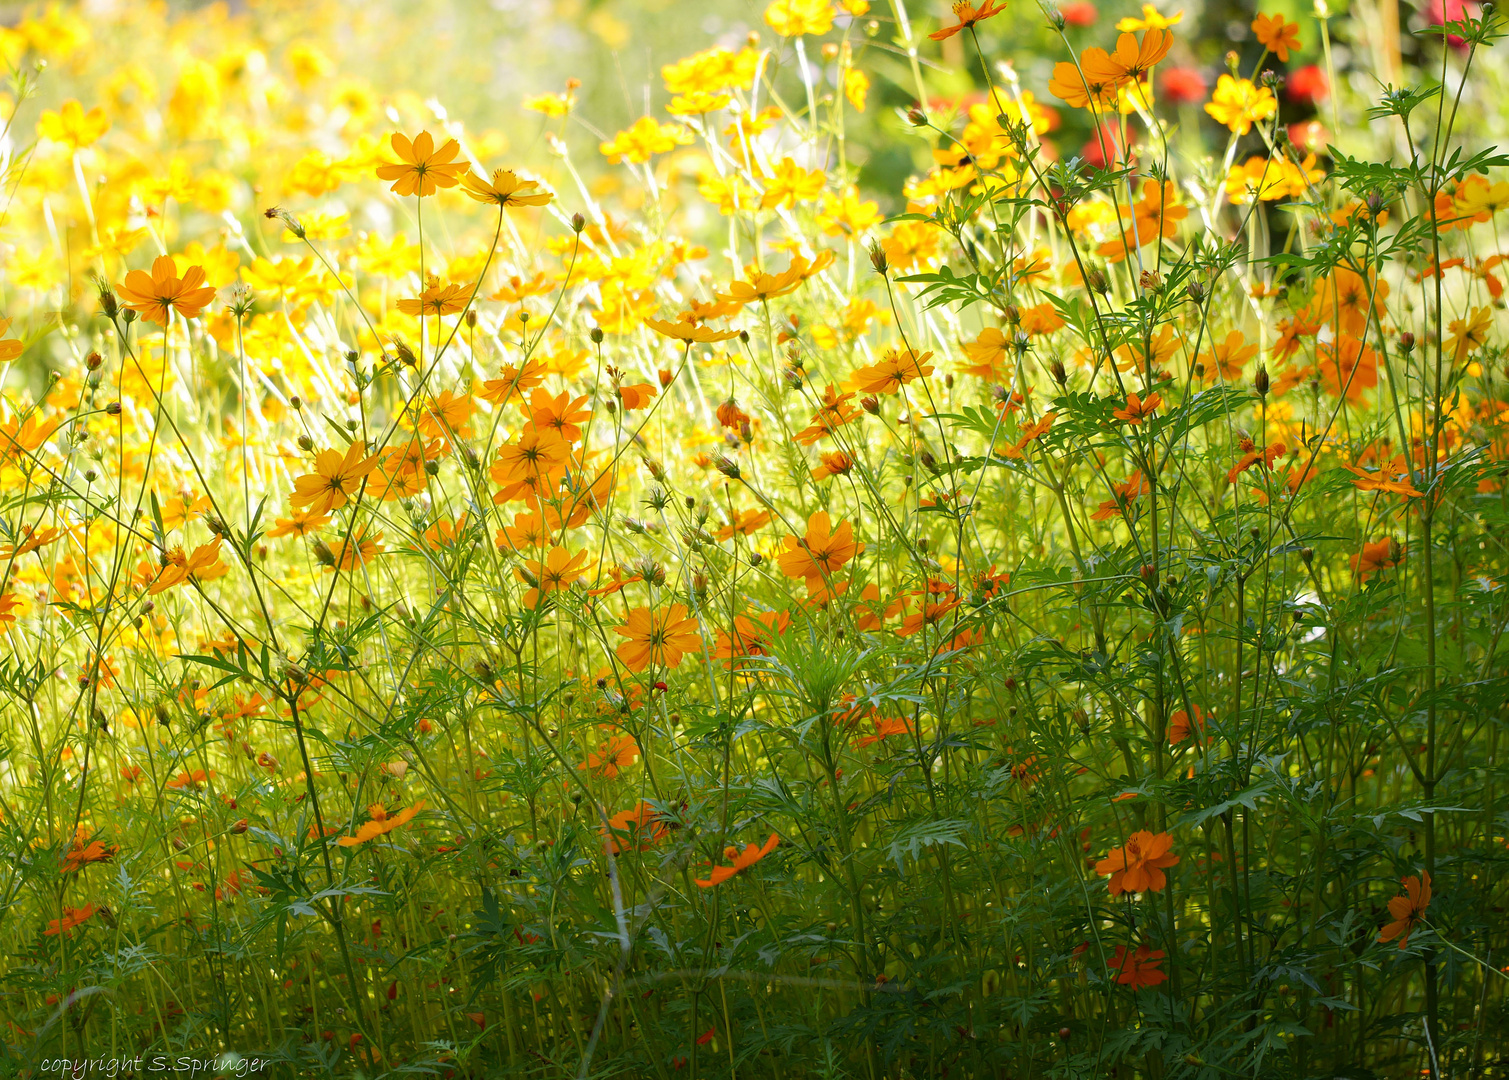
[860,395,881,415]
[868,240,888,276]
[1254,365,1270,397]
[571,212,586,233]
[715,455,741,480]
[105,402,122,416]
[658,368,673,388]
[590,326,605,344]
[1087,270,1110,294]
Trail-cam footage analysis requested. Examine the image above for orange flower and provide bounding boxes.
[1343,462,1423,499]
[397,282,472,318]
[528,390,593,445]
[147,538,228,595]
[1108,944,1168,986]
[337,801,426,847]
[60,827,118,875]
[847,349,934,395]
[795,383,863,444]
[582,735,641,779]
[713,610,791,668]
[1351,537,1402,580]
[695,833,779,887]
[375,131,468,196]
[517,545,589,608]
[1378,871,1431,949]
[290,441,383,515]
[1048,61,1122,111]
[267,509,331,538]
[613,604,702,672]
[856,716,914,747]
[777,511,864,587]
[1096,830,1179,895]
[601,800,669,853]
[1093,471,1149,521]
[615,383,659,411]
[929,0,1008,40]
[461,168,553,208]
[116,255,218,325]
[644,317,741,343]
[716,509,771,541]
[1080,29,1174,87]
[489,425,570,504]
[43,903,98,937]
[1251,13,1300,62]
[811,451,854,481]
[1112,392,1162,425]
[1168,704,1211,746]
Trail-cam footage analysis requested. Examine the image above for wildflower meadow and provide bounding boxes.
[0,0,1507,1076]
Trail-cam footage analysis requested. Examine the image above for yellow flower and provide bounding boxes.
[36,99,108,150]
[761,157,826,210]
[375,131,468,197]
[1447,307,1493,362]
[1116,3,1183,30]
[1204,75,1277,135]
[397,282,473,318]
[117,256,218,325]
[599,117,693,164]
[765,0,837,36]
[462,168,554,208]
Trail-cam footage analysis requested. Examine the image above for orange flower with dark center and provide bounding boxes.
[60,827,118,875]
[613,604,702,672]
[489,425,569,504]
[1096,830,1179,895]
[1108,943,1167,986]
[601,800,669,853]
[695,833,779,887]
[1251,13,1300,62]
[1378,871,1431,949]
[116,255,218,325]
[929,0,1008,40]
[44,903,98,937]
[1093,471,1149,521]
[462,168,554,208]
[1168,704,1211,746]
[1079,29,1173,86]
[1112,391,1162,425]
[847,349,934,395]
[582,735,641,779]
[337,801,426,847]
[1351,537,1402,580]
[777,511,864,587]
[713,610,791,668]
[397,282,472,318]
[290,441,383,515]
[517,545,589,608]
[375,131,468,196]
[795,384,863,445]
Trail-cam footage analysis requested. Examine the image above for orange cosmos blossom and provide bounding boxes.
[1251,13,1300,62]
[929,0,1008,40]
[777,511,864,586]
[1092,471,1150,521]
[1096,830,1179,895]
[1079,28,1174,87]
[1352,537,1402,580]
[116,255,218,325]
[1378,871,1431,949]
[613,604,702,672]
[643,317,742,343]
[290,441,383,515]
[695,833,780,887]
[1108,943,1168,986]
[517,545,590,608]
[147,538,229,595]
[847,349,934,395]
[1168,704,1212,746]
[375,131,468,196]
[601,800,669,853]
[461,168,554,208]
[60,827,117,875]
[43,903,98,937]
[582,735,641,779]
[337,801,426,847]
[1112,392,1162,424]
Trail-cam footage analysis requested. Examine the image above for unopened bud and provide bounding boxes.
[1254,365,1270,397]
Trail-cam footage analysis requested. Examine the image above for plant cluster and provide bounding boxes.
[0,0,1506,1077]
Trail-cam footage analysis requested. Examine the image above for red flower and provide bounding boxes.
[1287,64,1329,103]
[1160,67,1208,104]
[1061,1,1098,24]
[1378,872,1432,949]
